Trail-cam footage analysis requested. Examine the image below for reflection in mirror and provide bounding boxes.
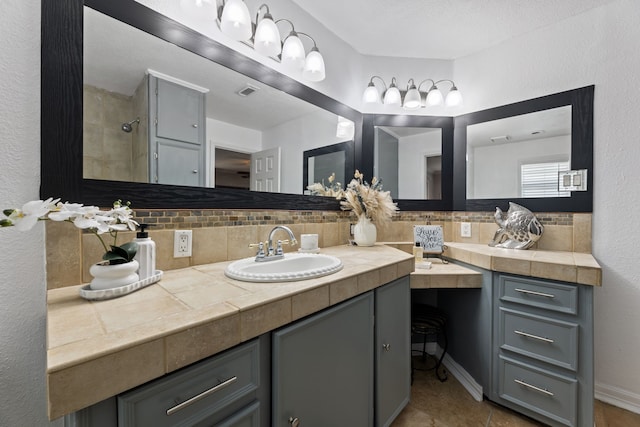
[374,127,442,200]
[82,6,352,194]
[303,141,354,196]
[466,106,571,199]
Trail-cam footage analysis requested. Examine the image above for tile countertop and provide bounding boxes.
[46,244,414,420]
[46,242,601,419]
[442,242,602,287]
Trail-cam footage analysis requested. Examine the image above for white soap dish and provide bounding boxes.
[415,261,432,269]
[79,270,163,301]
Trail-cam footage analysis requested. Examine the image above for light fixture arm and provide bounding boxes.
[416,78,436,92]
[275,18,296,33]
[255,3,271,24]
[366,75,388,93]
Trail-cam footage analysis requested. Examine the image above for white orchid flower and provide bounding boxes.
[9,198,60,231]
[48,202,88,222]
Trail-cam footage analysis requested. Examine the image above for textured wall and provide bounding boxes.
[0,0,61,425]
[454,0,640,412]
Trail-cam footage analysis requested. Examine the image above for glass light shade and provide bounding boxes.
[281,33,306,72]
[362,84,381,104]
[336,116,355,139]
[403,87,422,110]
[220,0,252,41]
[426,88,444,106]
[445,87,463,107]
[383,86,401,106]
[303,48,325,82]
[254,15,281,57]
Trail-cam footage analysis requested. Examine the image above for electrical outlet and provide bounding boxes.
[174,230,192,257]
[460,222,472,238]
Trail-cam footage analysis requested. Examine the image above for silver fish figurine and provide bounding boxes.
[489,202,543,250]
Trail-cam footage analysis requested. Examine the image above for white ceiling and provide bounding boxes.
[291,0,618,59]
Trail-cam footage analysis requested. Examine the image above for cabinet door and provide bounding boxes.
[272,292,374,427]
[375,277,411,427]
[155,140,203,186]
[156,78,203,145]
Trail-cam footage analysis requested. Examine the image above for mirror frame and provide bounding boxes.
[452,86,594,212]
[303,140,355,193]
[362,114,454,211]
[41,0,363,210]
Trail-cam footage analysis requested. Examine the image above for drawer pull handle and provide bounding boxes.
[166,376,238,416]
[515,288,555,298]
[514,378,554,397]
[514,330,555,343]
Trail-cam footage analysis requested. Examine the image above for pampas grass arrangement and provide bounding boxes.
[340,170,398,225]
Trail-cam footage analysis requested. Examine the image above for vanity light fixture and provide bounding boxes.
[362,76,463,109]
[216,1,326,82]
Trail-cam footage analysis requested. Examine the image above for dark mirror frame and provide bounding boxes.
[452,86,594,212]
[41,0,363,210]
[303,140,355,193]
[361,114,454,211]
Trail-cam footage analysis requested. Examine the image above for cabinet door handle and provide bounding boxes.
[514,378,554,396]
[192,169,198,174]
[514,288,555,298]
[513,330,554,343]
[382,343,391,351]
[192,124,198,128]
[166,376,237,416]
[288,416,300,427]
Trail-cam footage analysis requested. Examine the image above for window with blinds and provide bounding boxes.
[521,161,571,197]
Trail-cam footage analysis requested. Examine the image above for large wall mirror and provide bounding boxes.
[453,86,594,212]
[362,115,454,211]
[42,0,361,209]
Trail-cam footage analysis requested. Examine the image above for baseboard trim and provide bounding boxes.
[434,347,483,402]
[595,382,640,414]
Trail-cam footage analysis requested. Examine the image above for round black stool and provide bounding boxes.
[411,304,448,383]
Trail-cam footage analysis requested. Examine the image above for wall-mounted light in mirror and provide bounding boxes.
[83,6,350,195]
[466,106,571,200]
[374,126,442,200]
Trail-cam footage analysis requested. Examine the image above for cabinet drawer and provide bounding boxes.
[118,340,259,427]
[499,275,578,315]
[499,308,578,370]
[213,401,260,427]
[499,356,577,426]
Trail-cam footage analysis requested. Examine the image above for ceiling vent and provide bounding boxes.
[237,84,260,97]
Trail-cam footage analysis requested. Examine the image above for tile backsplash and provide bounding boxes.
[45,209,592,290]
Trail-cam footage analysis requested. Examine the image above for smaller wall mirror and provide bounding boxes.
[362,114,454,211]
[466,106,571,199]
[303,140,354,194]
[453,86,594,212]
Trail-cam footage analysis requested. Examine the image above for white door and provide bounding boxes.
[250,147,281,192]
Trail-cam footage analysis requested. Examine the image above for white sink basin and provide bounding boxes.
[224,253,343,282]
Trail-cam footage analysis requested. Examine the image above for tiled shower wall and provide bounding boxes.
[45,209,592,290]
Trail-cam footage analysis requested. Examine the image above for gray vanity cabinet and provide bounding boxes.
[272,292,375,427]
[492,274,593,427]
[272,276,411,427]
[148,75,206,186]
[375,277,411,427]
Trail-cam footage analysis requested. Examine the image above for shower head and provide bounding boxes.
[121,118,140,133]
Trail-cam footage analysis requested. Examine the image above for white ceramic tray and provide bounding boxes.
[79,270,163,301]
[298,248,321,254]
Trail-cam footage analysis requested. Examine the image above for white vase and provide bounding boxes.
[353,215,377,247]
[89,260,140,290]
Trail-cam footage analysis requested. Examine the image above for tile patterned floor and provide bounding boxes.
[392,358,640,426]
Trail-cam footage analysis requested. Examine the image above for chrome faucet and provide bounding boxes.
[250,225,297,262]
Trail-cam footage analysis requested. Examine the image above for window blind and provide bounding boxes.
[521,161,571,197]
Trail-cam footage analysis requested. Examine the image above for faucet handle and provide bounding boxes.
[248,241,266,259]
